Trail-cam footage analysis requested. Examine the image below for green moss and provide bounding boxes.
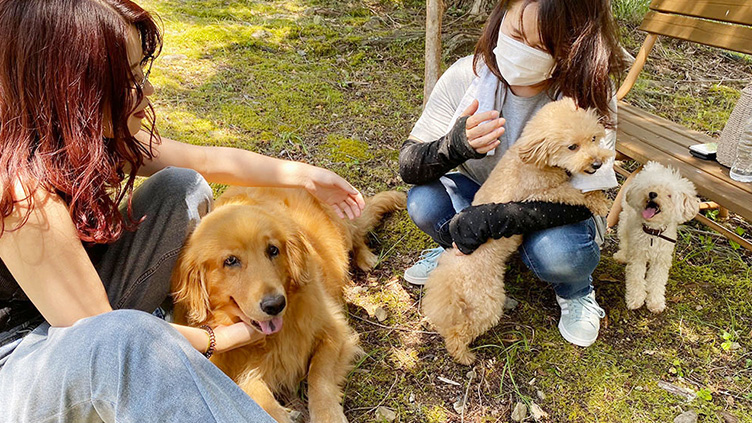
[423,405,450,423]
[377,211,432,256]
[323,134,373,163]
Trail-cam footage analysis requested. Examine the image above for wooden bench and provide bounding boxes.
[607,0,752,251]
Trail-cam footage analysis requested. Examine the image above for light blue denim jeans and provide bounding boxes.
[407,173,600,299]
[0,167,274,422]
[0,311,274,422]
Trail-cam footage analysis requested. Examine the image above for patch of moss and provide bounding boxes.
[323,134,373,163]
[377,211,432,256]
[423,405,450,423]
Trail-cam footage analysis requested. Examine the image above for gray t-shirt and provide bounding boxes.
[410,56,618,190]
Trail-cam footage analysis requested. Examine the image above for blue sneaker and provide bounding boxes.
[403,247,444,285]
[556,291,605,347]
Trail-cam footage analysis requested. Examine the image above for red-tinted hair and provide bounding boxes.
[473,0,626,122]
[0,0,161,243]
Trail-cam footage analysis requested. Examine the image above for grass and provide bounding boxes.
[612,0,650,27]
[140,0,751,421]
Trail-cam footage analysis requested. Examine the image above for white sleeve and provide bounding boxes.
[571,94,619,192]
[409,56,476,143]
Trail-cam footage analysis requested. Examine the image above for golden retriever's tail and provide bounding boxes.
[356,191,406,232]
[350,190,406,271]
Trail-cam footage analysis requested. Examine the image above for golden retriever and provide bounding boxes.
[422,98,613,364]
[171,186,405,422]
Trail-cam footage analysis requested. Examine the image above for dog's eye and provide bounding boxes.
[568,144,579,151]
[266,244,279,258]
[591,136,597,143]
[224,255,240,267]
[668,194,672,198]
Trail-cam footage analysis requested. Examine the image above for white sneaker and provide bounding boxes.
[556,291,605,347]
[403,247,444,285]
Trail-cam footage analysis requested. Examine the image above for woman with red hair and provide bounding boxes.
[0,0,363,420]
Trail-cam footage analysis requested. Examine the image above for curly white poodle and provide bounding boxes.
[613,161,700,313]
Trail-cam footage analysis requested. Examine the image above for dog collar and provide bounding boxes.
[642,224,676,244]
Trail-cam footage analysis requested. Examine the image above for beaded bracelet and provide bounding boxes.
[200,325,216,359]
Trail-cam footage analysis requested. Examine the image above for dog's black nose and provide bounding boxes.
[260,295,286,316]
[591,161,602,170]
[649,191,658,199]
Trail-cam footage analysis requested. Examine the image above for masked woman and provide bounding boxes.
[400,0,625,347]
[0,0,364,420]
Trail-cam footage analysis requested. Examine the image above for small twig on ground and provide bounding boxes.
[718,389,752,402]
[461,368,476,422]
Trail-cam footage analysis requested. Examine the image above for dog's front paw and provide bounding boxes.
[625,290,646,310]
[309,406,347,423]
[645,297,666,314]
[613,249,627,263]
[355,249,379,272]
[584,191,611,216]
[268,408,293,423]
[445,337,476,365]
[450,348,476,365]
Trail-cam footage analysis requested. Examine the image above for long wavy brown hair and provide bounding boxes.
[473,0,627,122]
[0,0,162,243]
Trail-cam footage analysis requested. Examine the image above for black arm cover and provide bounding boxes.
[449,201,593,254]
[399,116,486,184]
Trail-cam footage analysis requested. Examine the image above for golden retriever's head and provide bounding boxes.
[171,204,316,335]
[515,97,614,175]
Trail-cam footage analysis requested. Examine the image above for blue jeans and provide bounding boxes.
[407,173,600,299]
[0,311,274,422]
[0,168,274,422]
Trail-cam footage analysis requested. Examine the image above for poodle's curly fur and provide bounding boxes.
[422,98,614,364]
[613,161,700,313]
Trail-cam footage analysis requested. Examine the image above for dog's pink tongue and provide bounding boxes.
[642,207,658,220]
[257,317,283,335]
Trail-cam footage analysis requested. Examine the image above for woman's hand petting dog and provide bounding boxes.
[299,165,365,220]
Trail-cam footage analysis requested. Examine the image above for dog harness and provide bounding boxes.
[642,223,677,245]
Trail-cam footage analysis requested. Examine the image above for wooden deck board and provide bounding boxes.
[616,103,752,222]
[619,105,752,194]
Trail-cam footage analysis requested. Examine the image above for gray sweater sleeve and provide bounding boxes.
[398,116,485,184]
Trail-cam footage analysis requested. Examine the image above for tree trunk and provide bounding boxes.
[424,0,443,106]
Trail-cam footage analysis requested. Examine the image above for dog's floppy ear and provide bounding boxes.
[171,250,211,324]
[680,192,701,223]
[515,126,554,168]
[620,179,636,208]
[285,230,317,287]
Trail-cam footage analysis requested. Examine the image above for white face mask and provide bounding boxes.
[493,15,555,86]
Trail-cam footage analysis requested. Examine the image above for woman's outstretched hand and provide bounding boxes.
[301,165,365,220]
[461,99,505,155]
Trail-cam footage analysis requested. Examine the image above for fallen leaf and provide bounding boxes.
[452,396,465,414]
[658,381,696,401]
[375,406,396,422]
[374,306,388,322]
[511,402,527,422]
[530,402,549,421]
